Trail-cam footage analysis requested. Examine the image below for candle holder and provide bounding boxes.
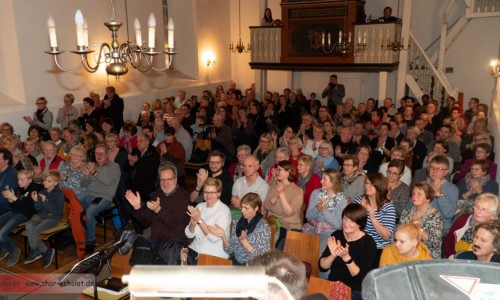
[45,0,177,81]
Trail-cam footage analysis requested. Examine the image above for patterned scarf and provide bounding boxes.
[465,173,488,193]
[319,189,344,211]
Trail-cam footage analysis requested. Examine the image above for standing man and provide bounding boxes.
[101,86,124,132]
[321,74,345,115]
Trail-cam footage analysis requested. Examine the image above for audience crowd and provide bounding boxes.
[0,79,498,299]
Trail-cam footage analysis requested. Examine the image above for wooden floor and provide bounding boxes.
[0,223,116,274]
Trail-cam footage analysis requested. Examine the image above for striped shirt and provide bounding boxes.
[354,196,396,249]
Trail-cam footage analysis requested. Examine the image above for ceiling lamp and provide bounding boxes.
[229,0,251,53]
[45,0,177,81]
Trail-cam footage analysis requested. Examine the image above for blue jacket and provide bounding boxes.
[34,184,65,221]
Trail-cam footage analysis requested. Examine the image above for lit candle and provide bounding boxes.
[327,33,331,45]
[167,17,175,49]
[339,30,342,43]
[75,10,84,47]
[47,15,57,48]
[134,18,142,46]
[363,32,367,44]
[148,13,156,49]
[83,19,88,47]
[357,32,361,44]
[322,32,325,45]
[348,31,352,43]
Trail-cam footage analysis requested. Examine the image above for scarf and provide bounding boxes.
[319,189,344,211]
[297,171,313,192]
[236,212,262,237]
[35,108,46,123]
[342,171,362,189]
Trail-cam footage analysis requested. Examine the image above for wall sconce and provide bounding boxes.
[203,51,216,67]
[490,59,500,78]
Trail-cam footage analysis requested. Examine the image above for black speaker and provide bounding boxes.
[362,259,500,300]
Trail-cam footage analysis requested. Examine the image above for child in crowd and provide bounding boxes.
[24,170,65,268]
[379,223,432,267]
[0,170,43,267]
[191,116,208,141]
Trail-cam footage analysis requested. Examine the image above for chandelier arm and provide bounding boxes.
[131,51,154,72]
[81,43,111,72]
[52,55,84,72]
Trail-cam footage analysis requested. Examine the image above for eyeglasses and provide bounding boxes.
[387,171,400,176]
[429,166,448,172]
[204,191,219,195]
[319,147,329,151]
[209,161,222,165]
[473,205,491,214]
[160,177,176,183]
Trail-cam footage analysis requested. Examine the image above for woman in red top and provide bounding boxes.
[297,154,321,211]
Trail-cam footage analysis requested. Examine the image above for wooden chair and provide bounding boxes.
[307,276,351,300]
[197,253,232,266]
[266,216,280,251]
[283,231,320,277]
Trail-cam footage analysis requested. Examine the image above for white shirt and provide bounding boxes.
[185,200,231,259]
[232,175,269,203]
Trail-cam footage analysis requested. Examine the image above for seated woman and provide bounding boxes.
[379,224,433,267]
[57,145,87,200]
[208,193,271,265]
[456,143,497,182]
[23,137,43,166]
[341,154,365,203]
[58,128,80,161]
[356,144,377,175]
[296,155,321,211]
[457,159,499,213]
[385,159,411,220]
[262,161,304,250]
[185,178,231,259]
[253,133,276,178]
[456,222,500,263]
[400,182,443,259]
[303,168,347,255]
[302,124,323,158]
[319,203,377,300]
[119,122,138,154]
[353,173,396,263]
[266,147,290,184]
[444,193,499,258]
[312,140,339,177]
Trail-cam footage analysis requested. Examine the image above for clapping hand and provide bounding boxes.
[146,197,161,213]
[360,197,374,217]
[125,190,142,210]
[231,195,241,208]
[2,188,16,203]
[334,242,350,260]
[187,206,202,225]
[239,229,248,241]
[327,236,340,254]
[207,224,225,237]
[196,169,209,188]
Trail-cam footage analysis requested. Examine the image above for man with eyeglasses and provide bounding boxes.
[125,163,190,246]
[426,155,459,236]
[231,155,269,209]
[80,142,121,253]
[190,150,233,206]
[378,146,412,186]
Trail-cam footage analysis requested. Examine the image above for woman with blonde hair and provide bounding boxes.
[253,132,276,178]
[379,224,432,267]
[297,113,317,140]
[304,168,347,255]
[57,145,87,199]
[23,137,43,165]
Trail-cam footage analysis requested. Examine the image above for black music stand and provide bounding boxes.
[60,240,125,300]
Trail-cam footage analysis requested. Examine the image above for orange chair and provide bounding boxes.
[307,276,351,300]
[62,188,88,260]
[197,253,232,266]
[283,231,320,277]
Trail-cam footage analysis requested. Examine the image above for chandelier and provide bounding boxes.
[380,0,408,52]
[45,0,177,82]
[229,0,251,53]
[353,31,368,55]
[321,0,353,57]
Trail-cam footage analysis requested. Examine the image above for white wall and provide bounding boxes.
[0,0,232,139]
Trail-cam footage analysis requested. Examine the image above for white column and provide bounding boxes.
[396,0,413,101]
[379,71,388,103]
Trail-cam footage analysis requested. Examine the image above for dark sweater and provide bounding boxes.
[9,182,43,219]
[133,186,190,242]
[34,185,65,221]
[319,230,377,292]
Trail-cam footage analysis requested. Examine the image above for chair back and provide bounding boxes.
[197,253,232,266]
[283,231,320,277]
[307,276,351,300]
